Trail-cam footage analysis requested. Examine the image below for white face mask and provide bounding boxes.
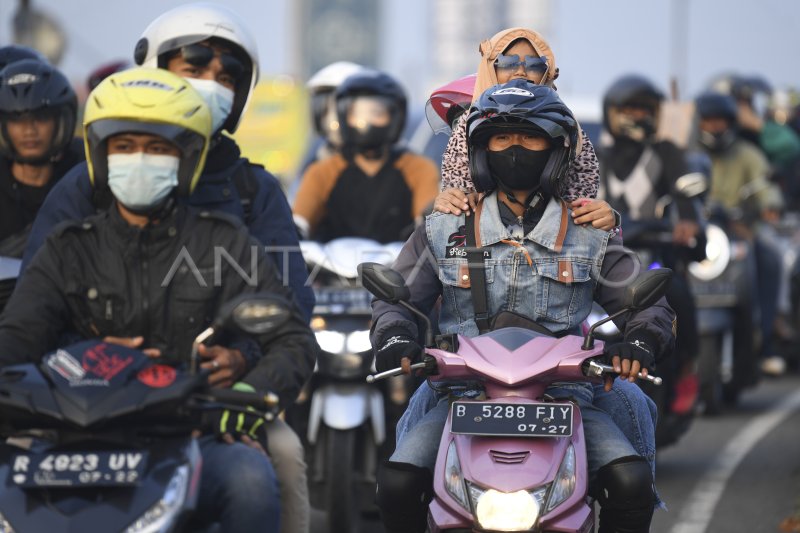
[107,152,180,211]
[186,78,234,133]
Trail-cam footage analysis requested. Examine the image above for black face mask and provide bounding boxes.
[699,129,736,153]
[487,145,552,191]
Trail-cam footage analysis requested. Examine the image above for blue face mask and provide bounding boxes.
[186,78,234,133]
[107,153,179,211]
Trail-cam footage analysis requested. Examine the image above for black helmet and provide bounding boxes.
[695,91,738,123]
[0,59,77,164]
[0,45,46,71]
[695,91,739,153]
[334,69,407,155]
[602,74,664,141]
[466,79,578,194]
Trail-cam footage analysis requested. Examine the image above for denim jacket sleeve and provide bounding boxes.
[245,165,315,322]
[370,224,443,347]
[21,163,95,272]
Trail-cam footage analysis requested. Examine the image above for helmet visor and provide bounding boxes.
[343,96,393,133]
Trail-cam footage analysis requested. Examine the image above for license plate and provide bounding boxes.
[313,288,373,311]
[451,402,573,437]
[9,450,148,488]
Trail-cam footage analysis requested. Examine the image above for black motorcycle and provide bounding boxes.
[0,294,287,533]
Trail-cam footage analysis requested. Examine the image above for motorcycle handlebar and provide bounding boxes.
[584,360,662,386]
[204,389,281,411]
[366,357,661,386]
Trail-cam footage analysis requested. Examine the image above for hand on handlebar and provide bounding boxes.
[602,332,656,392]
[375,331,422,373]
[203,382,270,455]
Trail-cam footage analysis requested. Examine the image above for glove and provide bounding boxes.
[375,329,422,373]
[604,330,657,375]
[207,382,269,446]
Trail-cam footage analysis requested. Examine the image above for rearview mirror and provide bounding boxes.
[358,262,410,303]
[623,268,673,311]
[675,172,708,198]
[216,293,292,335]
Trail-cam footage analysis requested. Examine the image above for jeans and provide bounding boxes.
[393,379,661,505]
[266,419,309,533]
[193,436,281,533]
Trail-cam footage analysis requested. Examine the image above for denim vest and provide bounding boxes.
[426,194,611,337]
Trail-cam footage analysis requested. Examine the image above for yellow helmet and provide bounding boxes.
[83,67,211,196]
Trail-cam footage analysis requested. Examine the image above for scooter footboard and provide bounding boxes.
[428,398,592,532]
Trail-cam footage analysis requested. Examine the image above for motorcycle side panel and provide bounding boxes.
[307,383,385,444]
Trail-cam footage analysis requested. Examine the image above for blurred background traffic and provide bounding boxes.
[4,0,800,186]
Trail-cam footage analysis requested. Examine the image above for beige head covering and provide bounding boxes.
[473,27,557,103]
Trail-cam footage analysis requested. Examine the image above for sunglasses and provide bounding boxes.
[177,43,245,82]
[493,54,548,74]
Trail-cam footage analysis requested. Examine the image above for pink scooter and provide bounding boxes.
[360,263,669,532]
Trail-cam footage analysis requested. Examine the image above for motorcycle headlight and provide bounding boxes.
[315,330,346,354]
[125,465,190,533]
[470,485,543,531]
[689,224,731,281]
[545,444,577,513]
[0,512,16,533]
[444,440,470,511]
[346,330,372,353]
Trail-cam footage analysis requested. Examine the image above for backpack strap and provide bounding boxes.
[465,198,490,334]
[231,161,260,225]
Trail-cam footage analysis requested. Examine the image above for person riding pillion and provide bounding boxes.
[370,79,675,533]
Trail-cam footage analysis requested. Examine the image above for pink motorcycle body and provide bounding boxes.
[425,328,604,533]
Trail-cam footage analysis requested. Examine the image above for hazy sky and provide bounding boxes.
[2,0,799,107]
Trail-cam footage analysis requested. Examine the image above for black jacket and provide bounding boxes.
[0,204,318,409]
[0,138,84,256]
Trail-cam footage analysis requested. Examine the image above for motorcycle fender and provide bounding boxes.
[307,384,385,444]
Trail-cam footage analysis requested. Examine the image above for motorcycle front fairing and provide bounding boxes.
[423,328,603,532]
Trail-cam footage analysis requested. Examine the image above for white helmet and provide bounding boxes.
[307,61,365,92]
[307,61,365,141]
[133,2,258,133]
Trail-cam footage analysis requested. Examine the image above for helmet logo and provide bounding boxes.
[7,73,37,85]
[121,80,173,91]
[492,87,535,97]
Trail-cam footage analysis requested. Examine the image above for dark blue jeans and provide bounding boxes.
[193,436,281,533]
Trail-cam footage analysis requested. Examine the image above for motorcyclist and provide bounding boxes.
[292,69,439,243]
[0,58,82,257]
[0,67,318,533]
[598,74,705,417]
[695,90,785,375]
[370,79,675,533]
[432,27,617,232]
[303,60,365,166]
[19,5,315,532]
[22,2,315,320]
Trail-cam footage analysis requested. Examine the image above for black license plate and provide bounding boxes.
[313,288,373,311]
[451,402,573,437]
[9,450,148,488]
